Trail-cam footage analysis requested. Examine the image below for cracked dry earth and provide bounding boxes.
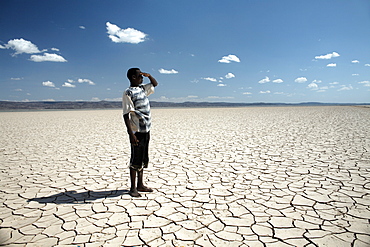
[0,106,369,247]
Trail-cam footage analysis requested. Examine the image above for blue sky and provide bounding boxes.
[1,0,369,103]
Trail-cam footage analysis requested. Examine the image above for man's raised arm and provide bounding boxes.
[141,73,158,87]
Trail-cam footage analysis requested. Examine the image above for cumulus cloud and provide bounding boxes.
[30,53,67,62]
[159,68,179,74]
[315,52,340,60]
[258,76,270,84]
[259,90,271,94]
[202,77,217,82]
[62,82,76,88]
[106,22,147,44]
[295,77,307,83]
[338,85,353,91]
[327,63,337,67]
[272,79,283,83]
[207,96,234,100]
[351,60,360,64]
[307,82,318,89]
[77,78,95,85]
[225,73,235,79]
[217,83,226,87]
[358,81,370,87]
[42,81,55,87]
[218,54,240,63]
[0,38,41,55]
[79,26,86,30]
[365,64,370,67]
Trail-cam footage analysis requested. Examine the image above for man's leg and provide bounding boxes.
[129,168,141,197]
[137,132,153,192]
[129,135,143,197]
[137,169,153,192]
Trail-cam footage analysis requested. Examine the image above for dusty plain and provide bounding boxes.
[0,106,369,246]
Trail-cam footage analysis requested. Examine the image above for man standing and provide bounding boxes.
[122,68,158,197]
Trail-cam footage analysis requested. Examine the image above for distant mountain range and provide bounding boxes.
[0,101,369,110]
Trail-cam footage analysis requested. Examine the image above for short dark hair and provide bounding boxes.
[127,68,140,81]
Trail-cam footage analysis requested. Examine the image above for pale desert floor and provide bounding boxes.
[0,106,369,246]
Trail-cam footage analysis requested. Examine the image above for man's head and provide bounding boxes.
[127,68,143,86]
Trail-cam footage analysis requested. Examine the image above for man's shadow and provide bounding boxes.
[27,189,129,204]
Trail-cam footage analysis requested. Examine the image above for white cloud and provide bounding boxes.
[218,54,240,63]
[225,73,235,79]
[327,63,336,67]
[217,83,226,87]
[258,76,270,84]
[159,96,169,101]
[11,77,23,80]
[202,77,217,82]
[30,53,67,62]
[243,92,252,95]
[159,68,179,74]
[77,78,95,85]
[358,81,370,87]
[330,82,339,85]
[365,64,370,67]
[352,60,360,63]
[338,85,353,91]
[0,38,41,55]
[307,82,318,89]
[62,82,76,88]
[187,95,198,98]
[274,92,284,95]
[312,80,322,83]
[106,22,147,44]
[207,96,234,100]
[79,26,86,30]
[294,77,307,83]
[51,48,60,51]
[42,81,55,87]
[315,51,340,60]
[220,73,235,79]
[259,90,271,94]
[272,79,283,83]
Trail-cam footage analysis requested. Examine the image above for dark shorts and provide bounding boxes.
[130,131,150,171]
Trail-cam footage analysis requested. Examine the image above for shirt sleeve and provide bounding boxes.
[143,83,155,96]
[122,91,135,115]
